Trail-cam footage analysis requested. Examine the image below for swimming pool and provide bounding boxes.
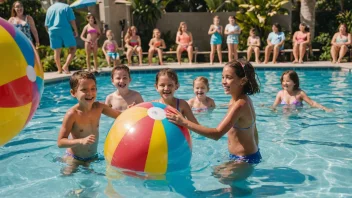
[0,69,351,197]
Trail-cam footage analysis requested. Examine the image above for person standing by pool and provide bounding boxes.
[225,16,241,62]
[80,14,101,72]
[58,71,121,175]
[264,23,285,64]
[45,0,78,74]
[208,16,223,65]
[8,1,40,48]
[167,59,261,181]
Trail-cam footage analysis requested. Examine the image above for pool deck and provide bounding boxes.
[44,61,352,84]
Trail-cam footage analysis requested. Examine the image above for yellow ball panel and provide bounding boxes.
[0,103,31,145]
[0,26,27,86]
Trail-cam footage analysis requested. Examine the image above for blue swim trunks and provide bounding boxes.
[107,52,119,60]
[49,29,76,49]
[66,151,98,162]
[229,149,262,164]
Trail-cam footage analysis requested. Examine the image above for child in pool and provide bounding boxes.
[102,30,121,67]
[271,70,333,112]
[80,14,101,72]
[167,59,261,165]
[188,76,216,112]
[154,68,198,123]
[105,65,144,111]
[208,15,223,65]
[225,16,241,62]
[148,28,166,65]
[58,71,121,175]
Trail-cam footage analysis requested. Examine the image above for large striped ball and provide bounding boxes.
[0,17,44,146]
[104,102,192,175]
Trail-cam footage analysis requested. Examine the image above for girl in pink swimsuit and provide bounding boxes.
[102,30,121,67]
[292,23,311,64]
[80,14,101,72]
[176,22,193,65]
[124,26,143,66]
[272,70,332,112]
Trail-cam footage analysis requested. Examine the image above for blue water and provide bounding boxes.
[0,69,351,197]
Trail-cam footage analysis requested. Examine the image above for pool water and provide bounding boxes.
[0,69,351,197]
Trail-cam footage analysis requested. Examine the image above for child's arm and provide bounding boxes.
[247,37,251,47]
[346,33,352,46]
[80,25,89,42]
[96,25,101,40]
[233,26,241,34]
[256,37,261,47]
[208,25,215,35]
[102,41,107,55]
[101,102,122,118]
[267,33,273,46]
[292,31,297,44]
[57,110,95,147]
[149,38,154,48]
[114,41,120,51]
[181,100,199,124]
[167,99,246,140]
[224,25,230,35]
[331,33,338,46]
[160,39,166,49]
[189,32,193,46]
[303,32,311,44]
[271,91,282,110]
[301,91,332,112]
[175,32,181,45]
[137,36,142,47]
[210,98,216,108]
[277,33,285,46]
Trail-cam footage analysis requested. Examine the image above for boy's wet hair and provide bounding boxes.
[70,71,96,91]
[225,59,260,95]
[193,76,210,91]
[280,70,300,90]
[155,68,179,85]
[111,65,131,79]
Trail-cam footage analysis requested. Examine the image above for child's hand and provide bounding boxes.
[324,108,334,112]
[166,108,187,126]
[80,135,96,145]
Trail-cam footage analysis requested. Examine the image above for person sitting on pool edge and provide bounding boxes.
[57,71,121,175]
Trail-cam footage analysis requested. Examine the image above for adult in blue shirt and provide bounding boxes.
[45,0,78,74]
[264,23,285,64]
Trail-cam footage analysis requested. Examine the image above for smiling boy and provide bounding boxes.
[105,65,144,111]
[58,71,121,174]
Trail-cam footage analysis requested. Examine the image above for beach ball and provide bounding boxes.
[0,17,44,146]
[104,102,192,175]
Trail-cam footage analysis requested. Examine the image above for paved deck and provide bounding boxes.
[44,61,352,84]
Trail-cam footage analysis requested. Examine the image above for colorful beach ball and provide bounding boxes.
[0,17,44,146]
[104,102,192,175]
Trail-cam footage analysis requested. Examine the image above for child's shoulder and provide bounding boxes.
[206,96,215,102]
[129,89,142,96]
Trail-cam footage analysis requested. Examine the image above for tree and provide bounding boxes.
[300,0,316,40]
